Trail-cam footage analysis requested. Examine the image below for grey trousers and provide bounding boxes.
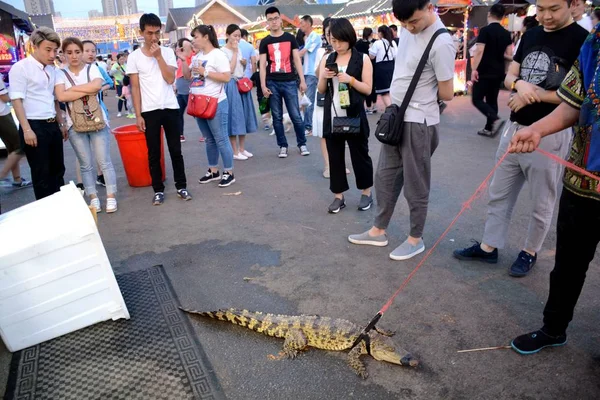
[482,122,571,253]
[374,122,439,237]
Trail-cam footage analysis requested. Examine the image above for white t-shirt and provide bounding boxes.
[369,39,397,63]
[0,79,10,116]
[390,18,455,126]
[97,60,108,72]
[221,47,244,79]
[126,47,179,113]
[189,49,230,102]
[577,15,594,32]
[55,64,107,129]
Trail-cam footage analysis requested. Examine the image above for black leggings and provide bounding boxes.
[116,85,128,112]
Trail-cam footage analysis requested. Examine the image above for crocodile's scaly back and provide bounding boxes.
[180,308,362,350]
[180,307,418,379]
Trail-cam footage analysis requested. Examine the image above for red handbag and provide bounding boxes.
[236,77,253,93]
[187,93,218,119]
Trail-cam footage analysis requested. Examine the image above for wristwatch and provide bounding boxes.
[511,78,522,91]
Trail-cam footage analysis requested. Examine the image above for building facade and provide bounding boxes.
[118,0,138,16]
[24,0,55,15]
[101,0,117,16]
[158,0,173,17]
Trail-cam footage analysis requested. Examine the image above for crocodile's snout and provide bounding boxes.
[401,354,419,367]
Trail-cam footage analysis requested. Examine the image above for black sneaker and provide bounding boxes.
[218,172,235,187]
[96,174,106,186]
[509,251,537,277]
[153,192,165,206]
[177,188,192,201]
[358,194,373,211]
[511,329,567,355]
[491,119,506,137]
[328,197,346,214]
[199,169,220,184]
[453,241,498,263]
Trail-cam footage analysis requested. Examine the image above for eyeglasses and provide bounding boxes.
[267,16,280,22]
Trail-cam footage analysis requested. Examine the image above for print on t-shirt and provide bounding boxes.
[268,42,292,74]
[190,60,208,88]
[520,46,555,86]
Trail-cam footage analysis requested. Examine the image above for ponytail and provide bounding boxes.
[192,24,220,49]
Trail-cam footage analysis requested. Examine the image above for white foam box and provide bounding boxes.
[0,182,129,352]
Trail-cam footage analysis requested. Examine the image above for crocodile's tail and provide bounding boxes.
[179,307,287,337]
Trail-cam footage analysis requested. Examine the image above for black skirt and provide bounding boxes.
[374,60,395,94]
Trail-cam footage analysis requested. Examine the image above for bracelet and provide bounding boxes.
[350,77,356,87]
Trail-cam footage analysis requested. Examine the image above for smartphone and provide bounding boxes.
[325,62,339,74]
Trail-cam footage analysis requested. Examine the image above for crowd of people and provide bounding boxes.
[0,0,599,358]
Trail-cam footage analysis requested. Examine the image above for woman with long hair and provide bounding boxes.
[175,37,195,143]
[369,25,397,110]
[222,24,258,160]
[317,18,374,214]
[54,37,118,213]
[183,25,236,187]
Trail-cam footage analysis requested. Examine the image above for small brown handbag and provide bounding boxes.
[61,65,106,133]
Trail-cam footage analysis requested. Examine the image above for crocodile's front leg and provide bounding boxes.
[282,329,308,359]
[347,346,368,379]
[374,326,395,337]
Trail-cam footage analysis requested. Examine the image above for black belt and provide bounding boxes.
[30,117,56,123]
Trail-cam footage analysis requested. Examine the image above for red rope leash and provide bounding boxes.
[351,146,600,349]
[535,148,600,193]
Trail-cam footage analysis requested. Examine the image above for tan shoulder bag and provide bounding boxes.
[62,65,106,133]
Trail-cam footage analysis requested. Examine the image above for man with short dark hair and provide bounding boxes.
[128,13,191,205]
[389,24,399,45]
[454,0,588,278]
[470,3,512,137]
[298,14,321,137]
[259,6,309,158]
[349,0,455,261]
[9,27,68,200]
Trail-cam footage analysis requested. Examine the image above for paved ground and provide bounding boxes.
[1,91,599,399]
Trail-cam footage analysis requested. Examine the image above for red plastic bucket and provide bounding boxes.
[113,125,165,187]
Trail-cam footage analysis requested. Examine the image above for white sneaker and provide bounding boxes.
[89,198,102,213]
[299,145,310,156]
[106,198,117,213]
[269,129,275,136]
[241,150,253,158]
[117,113,122,117]
[278,147,288,158]
[233,152,249,161]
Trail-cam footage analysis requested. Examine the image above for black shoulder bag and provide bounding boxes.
[329,83,361,139]
[375,28,448,146]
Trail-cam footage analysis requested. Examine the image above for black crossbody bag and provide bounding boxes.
[375,28,448,146]
[329,82,361,139]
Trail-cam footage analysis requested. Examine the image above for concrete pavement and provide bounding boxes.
[1,91,598,399]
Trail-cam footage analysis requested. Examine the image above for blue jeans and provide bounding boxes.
[303,75,318,131]
[176,93,189,135]
[267,79,306,148]
[195,99,234,171]
[69,126,117,196]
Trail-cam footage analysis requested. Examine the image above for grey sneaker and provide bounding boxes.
[278,147,288,158]
[358,194,373,211]
[299,145,310,156]
[328,197,345,214]
[348,230,388,247]
[389,238,425,261]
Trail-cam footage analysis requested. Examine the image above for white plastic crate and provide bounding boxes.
[0,182,129,352]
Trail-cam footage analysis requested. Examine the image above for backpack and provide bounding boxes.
[61,65,106,133]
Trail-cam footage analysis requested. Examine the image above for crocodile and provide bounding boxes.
[180,307,418,378]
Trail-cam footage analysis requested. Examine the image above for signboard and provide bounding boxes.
[0,34,17,66]
[453,59,467,93]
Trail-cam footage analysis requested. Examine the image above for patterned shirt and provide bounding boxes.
[557,59,600,200]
